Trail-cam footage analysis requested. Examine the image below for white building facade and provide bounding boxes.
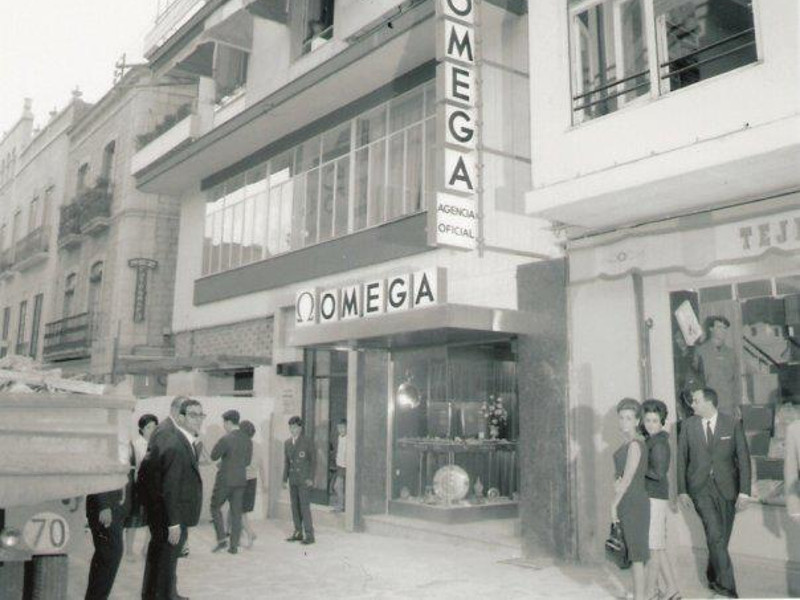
[528,0,800,593]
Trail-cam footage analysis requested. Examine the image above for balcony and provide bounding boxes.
[131,104,200,175]
[58,203,83,250]
[14,341,29,357]
[14,226,50,271]
[43,312,92,362]
[0,247,15,280]
[80,184,113,235]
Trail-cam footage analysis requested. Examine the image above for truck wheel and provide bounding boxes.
[30,554,68,600]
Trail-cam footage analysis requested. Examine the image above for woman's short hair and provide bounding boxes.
[641,399,668,425]
[240,420,256,439]
[616,397,642,419]
[138,413,158,435]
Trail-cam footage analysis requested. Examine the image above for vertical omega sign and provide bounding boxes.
[431,0,479,250]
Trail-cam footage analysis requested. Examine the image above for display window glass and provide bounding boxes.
[390,341,519,518]
[670,276,800,504]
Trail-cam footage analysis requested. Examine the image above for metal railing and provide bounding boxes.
[0,247,14,272]
[14,226,49,264]
[80,186,113,226]
[43,312,92,359]
[58,203,82,240]
[659,28,756,80]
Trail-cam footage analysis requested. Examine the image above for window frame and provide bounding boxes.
[568,0,760,125]
[200,81,436,278]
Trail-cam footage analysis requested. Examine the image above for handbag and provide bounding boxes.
[605,522,631,570]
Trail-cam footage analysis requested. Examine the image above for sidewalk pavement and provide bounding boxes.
[69,519,716,599]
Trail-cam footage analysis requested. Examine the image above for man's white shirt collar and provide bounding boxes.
[174,421,195,447]
[702,411,718,434]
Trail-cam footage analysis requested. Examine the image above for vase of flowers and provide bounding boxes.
[480,394,508,439]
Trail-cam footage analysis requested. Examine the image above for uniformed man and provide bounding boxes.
[283,416,315,545]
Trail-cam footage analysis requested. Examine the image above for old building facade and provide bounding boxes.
[527,0,800,594]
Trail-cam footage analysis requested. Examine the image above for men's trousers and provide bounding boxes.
[142,521,187,600]
[289,482,314,540]
[211,479,245,550]
[85,513,123,600]
[692,482,738,597]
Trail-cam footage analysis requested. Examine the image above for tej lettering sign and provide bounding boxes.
[714,209,800,260]
[295,268,446,327]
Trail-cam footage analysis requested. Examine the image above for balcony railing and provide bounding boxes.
[0,247,15,274]
[14,226,50,268]
[58,183,114,246]
[14,341,29,357]
[80,185,113,233]
[43,312,92,361]
[58,203,82,243]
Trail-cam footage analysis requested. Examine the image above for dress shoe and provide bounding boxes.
[178,546,189,558]
[228,547,238,554]
[172,595,189,600]
[212,539,228,553]
[301,538,315,545]
[285,532,303,542]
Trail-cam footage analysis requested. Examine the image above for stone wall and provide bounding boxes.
[174,316,274,360]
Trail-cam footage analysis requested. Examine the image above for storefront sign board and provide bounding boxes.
[432,0,481,251]
[295,268,446,327]
[431,193,478,250]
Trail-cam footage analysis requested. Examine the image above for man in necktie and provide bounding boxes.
[678,388,751,598]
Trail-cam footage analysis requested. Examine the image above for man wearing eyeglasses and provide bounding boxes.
[142,397,205,600]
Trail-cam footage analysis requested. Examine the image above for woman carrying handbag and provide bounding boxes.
[611,398,650,600]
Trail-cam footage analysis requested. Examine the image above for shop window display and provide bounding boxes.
[670,278,800,505]
[391,341,519,522]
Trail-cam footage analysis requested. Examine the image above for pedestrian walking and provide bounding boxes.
[611,397,650,600]
[210,409,252,555]
[283,415,315,545]
[239,420,264,548]
[84,488,125,600]
[124,413,158,561]
[678,387,751,598]
[140,397,204,600]
[641,399,681,600]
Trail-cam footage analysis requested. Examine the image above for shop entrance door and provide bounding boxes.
[302,349,348,505]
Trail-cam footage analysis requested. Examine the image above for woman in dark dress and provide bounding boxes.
[642,399,681,600]
[612,397,650,600]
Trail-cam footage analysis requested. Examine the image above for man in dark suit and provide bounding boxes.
[210,409,252,554]
[283,416,315,545]
[85,488,125,600]
[678,387,751,598]
[141,397,204,600]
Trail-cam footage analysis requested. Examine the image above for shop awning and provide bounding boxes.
[288,303,555,349]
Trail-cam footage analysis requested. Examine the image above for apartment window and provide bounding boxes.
[76,163,89,194]
[16,300,27,356]
[1,306,10,358]
[29,293,43,359]
[214,45,249,105]
[202,81,437,276]
[301,0,335,55]
[29,196,41,233]
[63,273,77,318]
[100,141,116,185]
[570,0,757,123]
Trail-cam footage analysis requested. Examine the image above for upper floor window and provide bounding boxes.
[29,196,41,233]
[202,81,436,277]
[570,0,758,123]
[302,0,335,55]
[76,163,89,195]
[100,141,116,186]
[214,45,249,105]
[63,272,77,318]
